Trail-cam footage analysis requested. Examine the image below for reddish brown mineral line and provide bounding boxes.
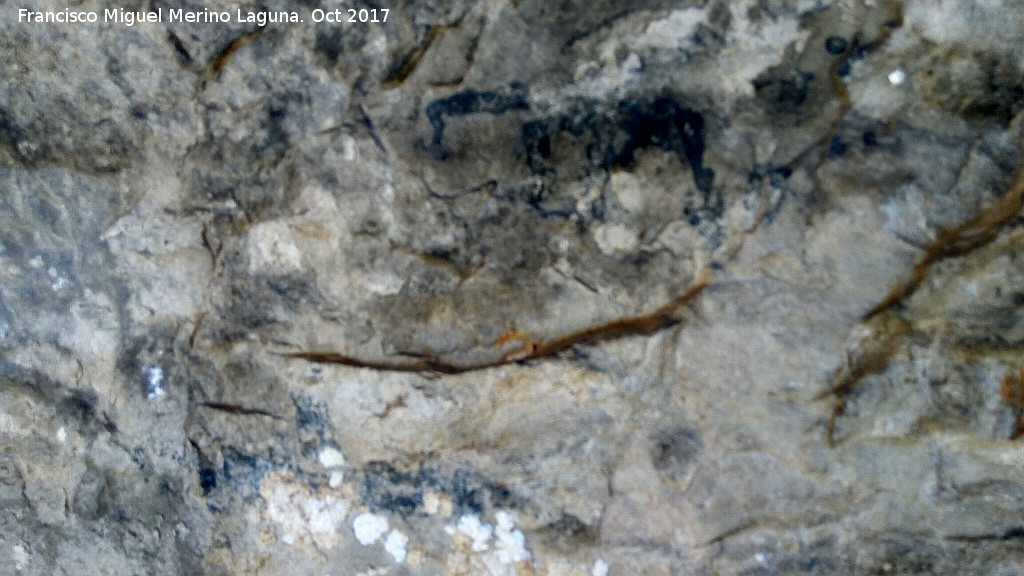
[286,160,1024,377]
[285,269,711,374]
[865,164,1024,320]
[827,163,1024,443]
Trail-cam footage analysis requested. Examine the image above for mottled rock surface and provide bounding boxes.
[2,0,1024,574]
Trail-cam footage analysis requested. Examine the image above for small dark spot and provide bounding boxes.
[167,31,192,63]
[294,395,329,436]
[837,61,852,78]
[447,468,488,514]
[220,446,279,494]
[828,137,848,156]
[198,469,217,494]
[490,483,512,503]
[522,119,552,169]
[862,131,878,146]
[541,513,599,549]
[1002,526,1024,539]
[753,70,814,113]
[769,166,792,187]
[650,426,703,480]
[1013,293,1024,306]
[314,29,345,62]
[710,261,723,270]
[824,36,848,55]
[62,389,97,421]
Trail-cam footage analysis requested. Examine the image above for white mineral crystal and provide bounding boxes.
[145,366,165,400]
[384,529,409,563]
[352,512,389,546]
[887,68,907,85]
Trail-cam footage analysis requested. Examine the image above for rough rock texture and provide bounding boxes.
[3,0,1024,574]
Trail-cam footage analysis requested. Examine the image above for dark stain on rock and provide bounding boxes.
[650,425,702,482]
[539,512,599,550]
[753,70,814,114]
[363,461,425,514]
[221,446,284,494]
[362,460,517,516]
[828,136,848,157]
[963,78,1024,126]
[293,395,331,447]
[198,468,217,495]
[824,35,848,55]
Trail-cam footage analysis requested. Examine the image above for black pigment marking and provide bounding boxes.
[770,166,793,186]
[747,164,793,226]
[362,461,517,516]
[362,460,426,514]
[198,468,217,494]
[612,97,715,195]
[424,91,718,230]
[426,83,529,148]
[522,119,553,175]
[518,96,716,219]
[167,31,192,63]
[221,446,284,494]
[293,395,329,439]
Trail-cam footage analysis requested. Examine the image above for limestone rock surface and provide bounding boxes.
[2,0,1024,574]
